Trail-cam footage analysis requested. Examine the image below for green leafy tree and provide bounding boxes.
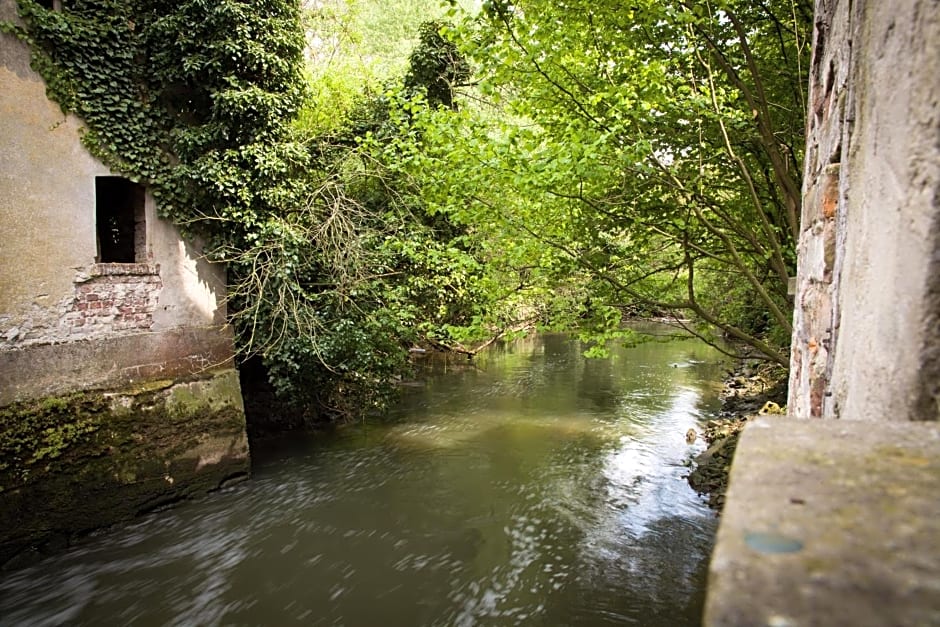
[10,0,811,425]
[10,0,466,420]
[399,0,812,364]
[404,20,471,109]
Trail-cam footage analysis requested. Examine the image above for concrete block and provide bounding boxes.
[0,326,237,406]
[705,417,940,626]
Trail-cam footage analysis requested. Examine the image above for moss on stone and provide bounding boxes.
[0,392,109,492]
[123,379,175,395]
[0,371,249,568]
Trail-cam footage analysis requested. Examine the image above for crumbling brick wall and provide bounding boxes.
[66,264,162,336]
[788,0,852,418]
[1,264,162,349]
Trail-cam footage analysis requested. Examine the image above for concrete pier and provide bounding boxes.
[705,418,940,626]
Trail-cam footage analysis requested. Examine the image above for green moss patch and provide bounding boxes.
[0,373,248,568]
[0,392,108,492]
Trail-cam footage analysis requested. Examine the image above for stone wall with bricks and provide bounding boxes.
[3,264,163,348]
[1,0,232,402]
[68,264,163,336]
[788,0,940,421]
[0,1,249,565]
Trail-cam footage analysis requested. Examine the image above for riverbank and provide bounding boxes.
[688,360,788,510]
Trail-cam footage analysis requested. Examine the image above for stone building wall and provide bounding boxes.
[788,0,940,421]
[0,0,249,566]
[707,5,940,619]
[67,264,164,336]
[0,0,233,404]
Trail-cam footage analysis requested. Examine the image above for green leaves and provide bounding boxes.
[403,20,470,109]
[16,0,308,231]
[387,0,809,364]
[11,0,808,423]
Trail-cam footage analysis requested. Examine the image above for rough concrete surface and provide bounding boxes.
[0,326,238,406]
[0,369,249,569]
[828,0,940,423]
[789,0,940,422]
[705,417,940,626]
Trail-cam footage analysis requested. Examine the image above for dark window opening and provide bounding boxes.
[96,177,146,263]
[36,0,60,9]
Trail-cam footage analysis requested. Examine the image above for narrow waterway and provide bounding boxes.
[1,330,726,626]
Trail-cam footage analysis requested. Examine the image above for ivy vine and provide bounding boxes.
[8,1,490,421]
[11,0,309,248]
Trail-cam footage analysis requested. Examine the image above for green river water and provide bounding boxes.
[0,330,726,626]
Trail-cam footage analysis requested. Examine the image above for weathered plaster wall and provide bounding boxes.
[0,1,250,565]
[0,7,107,342]
[789,0,940,421]
[1,0,231,402]
[150,231,228,332]
[0,66,227,351]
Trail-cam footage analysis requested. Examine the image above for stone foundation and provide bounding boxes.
[0,369,249,569]
[0,326,238,407]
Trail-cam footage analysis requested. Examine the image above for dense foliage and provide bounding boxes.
[10,0,811,423]
[11,0,307,232]
[393,0,812,364]
[10,0,481,419]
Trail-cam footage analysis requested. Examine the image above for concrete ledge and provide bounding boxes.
[87,262,160,277]
[705,417,940,627]
[0,326,236,405]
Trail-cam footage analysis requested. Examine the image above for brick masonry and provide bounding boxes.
[787,0,851,418]
[66,264,162,337]
[1,264,163,349]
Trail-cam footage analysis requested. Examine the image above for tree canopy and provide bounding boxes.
[391,0,812,364]
[10,0,811,421]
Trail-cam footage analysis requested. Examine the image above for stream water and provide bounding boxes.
[0,330,727,626]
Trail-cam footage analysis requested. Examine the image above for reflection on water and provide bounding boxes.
[0,331,726,626]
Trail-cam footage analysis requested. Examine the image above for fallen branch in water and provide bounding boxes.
[424,318,539,358]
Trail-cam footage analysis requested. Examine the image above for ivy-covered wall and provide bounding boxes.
[0,0,380,417]
[0,0,255,564]
[1,0,235,401]
[1,0,309,238]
